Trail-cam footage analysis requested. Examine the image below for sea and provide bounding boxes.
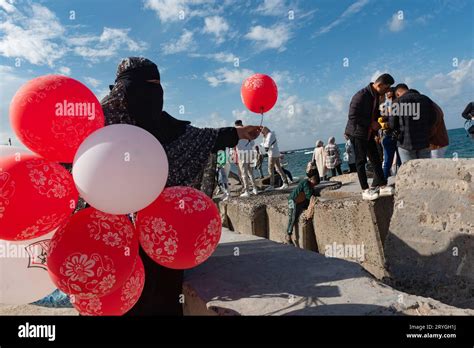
[273,128,474,178]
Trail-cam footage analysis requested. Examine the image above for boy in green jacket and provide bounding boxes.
[285,163,320,244]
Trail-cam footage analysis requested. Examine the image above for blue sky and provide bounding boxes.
[1,0,473,150]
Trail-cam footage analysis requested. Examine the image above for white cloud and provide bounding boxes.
[57,66,71,75]
[328,92,346,112]
[0,3,147,66]
[0,3,67,66]
[0,0,16,13]
[193,112,231,128]
[315,0,369,36]
[388,12,405,32]
[245,24,291,51]
[162,29,195,55]
[256,0,287,16]
[143,0,214,22]
[0,65,29,146]
[426,59,474,101]
[271,70,294,86]
[84,77,101,88]
[189,51,236,63]
[71,27,147,62]
[203,16,229,43]
[205,67,254,87]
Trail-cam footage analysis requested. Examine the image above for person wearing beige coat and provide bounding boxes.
[312,140,327,181]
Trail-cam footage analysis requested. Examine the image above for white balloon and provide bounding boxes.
[0,231,57,305]
[73,124,169,214]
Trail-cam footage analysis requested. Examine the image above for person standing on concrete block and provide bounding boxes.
[325,136,343,177]
[390,84,437,163]
[312,140,328,180]
[262,126,289,191]
[235,120,258,197]
[345,73,395,201]
[285,163,320,245]
[254,145,264,178]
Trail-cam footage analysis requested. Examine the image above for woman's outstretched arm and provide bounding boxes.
[212,125,261,152]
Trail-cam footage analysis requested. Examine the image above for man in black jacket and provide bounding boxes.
[390,84,437,163]
[345,73,395,201]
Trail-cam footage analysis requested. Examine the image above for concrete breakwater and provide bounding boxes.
[214,159,474,310]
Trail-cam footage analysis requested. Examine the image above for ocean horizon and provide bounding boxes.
[278,128,473,178]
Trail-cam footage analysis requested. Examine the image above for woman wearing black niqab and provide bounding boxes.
[101,57,260,315]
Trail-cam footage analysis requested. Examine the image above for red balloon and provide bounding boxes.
[241,73,278,114]
[137,186,221,270]
[47,207,139,297]
[72,256,145,316]
[0,154,78,241]
[10,75,105,163]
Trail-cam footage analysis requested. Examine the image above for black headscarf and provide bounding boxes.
[105,57,190,144]
[101,57,219,188]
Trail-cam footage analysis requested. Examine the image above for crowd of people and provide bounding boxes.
[215,73,473,245]
[215,121,294,199]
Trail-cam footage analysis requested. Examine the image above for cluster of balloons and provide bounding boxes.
[1,74,222,315]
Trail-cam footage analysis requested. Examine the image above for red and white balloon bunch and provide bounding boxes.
[1,74,221,315]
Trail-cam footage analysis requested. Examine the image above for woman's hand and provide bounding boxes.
[236,125,262,140]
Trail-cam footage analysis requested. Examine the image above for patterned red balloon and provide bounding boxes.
[47,207,139,297]
[0,154,78,241]
[10,75,105,163]
[72,256,145,316]
[241,73,278,114]
[137,186,221,270]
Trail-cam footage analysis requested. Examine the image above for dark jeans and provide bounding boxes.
[330,165,342,177]
[286,199,308,235]
[381,136,401,180]
[124,247,184,316]
[350,136,387,190]
[348,163,357,173]
[283,168,293,182]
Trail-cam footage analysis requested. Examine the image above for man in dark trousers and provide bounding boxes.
[345,73,395,201]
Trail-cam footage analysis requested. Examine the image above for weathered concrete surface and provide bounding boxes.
[223,197,268,238]
[183,229,474,316]
[313,196,394,279]
[0,304,77,315]
[384,159,474,308]
[216,182,340,249]
[266,199,317,251]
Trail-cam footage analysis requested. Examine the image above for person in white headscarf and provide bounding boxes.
[312,140,327,181]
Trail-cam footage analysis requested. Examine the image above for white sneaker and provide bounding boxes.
[240,191,251,198]
[265,186,274,192]
[362,188,379,201]
[252,188,258,195]
[379,185,395,197]
[277,183,289,190]
[222,192,230,201]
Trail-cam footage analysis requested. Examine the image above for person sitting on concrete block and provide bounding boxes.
[285,162,320,245]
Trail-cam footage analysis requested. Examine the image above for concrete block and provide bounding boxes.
[313,196,394,279]
[266,200,317,251]
[384,159,474,308]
